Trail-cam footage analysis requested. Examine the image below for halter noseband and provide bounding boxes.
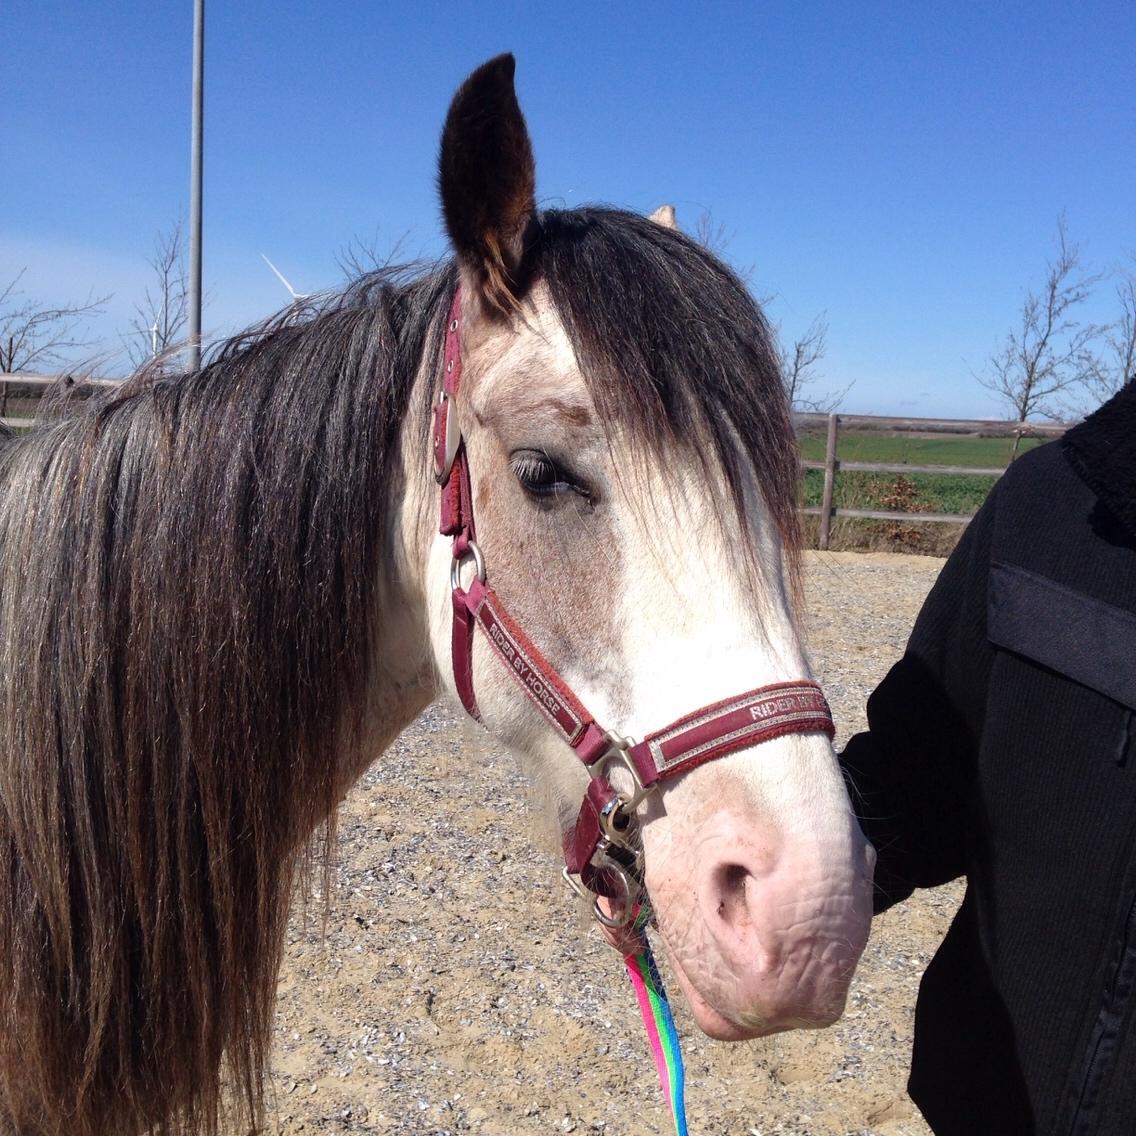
[433,288,834,926]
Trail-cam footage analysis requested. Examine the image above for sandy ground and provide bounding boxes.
[267,551,961,1136]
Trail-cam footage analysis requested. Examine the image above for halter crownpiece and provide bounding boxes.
[433,287,835,925]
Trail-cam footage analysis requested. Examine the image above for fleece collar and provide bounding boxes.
[1062,383,1136,540]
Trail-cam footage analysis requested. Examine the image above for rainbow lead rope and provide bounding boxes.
[623,911,689,1136]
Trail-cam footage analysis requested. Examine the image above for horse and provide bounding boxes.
[0,55,874,1136]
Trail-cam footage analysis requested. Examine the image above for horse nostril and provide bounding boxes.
[714,863,754,930]
[722,862,749,894]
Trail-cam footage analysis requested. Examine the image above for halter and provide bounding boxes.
[433,286,834,1135]
[432,287,835,925]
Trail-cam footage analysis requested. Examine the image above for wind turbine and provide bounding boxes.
[260,254,311,302]
[149,296,167,359]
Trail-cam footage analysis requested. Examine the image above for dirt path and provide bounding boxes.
[268,551,960,1136]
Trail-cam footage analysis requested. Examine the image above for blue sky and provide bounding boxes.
[6,2,1134,417]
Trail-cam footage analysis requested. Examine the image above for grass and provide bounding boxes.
[800,468,999,515]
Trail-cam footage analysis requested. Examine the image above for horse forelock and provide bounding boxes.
[534,208,802,593]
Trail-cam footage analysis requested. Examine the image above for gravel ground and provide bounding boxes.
[267,551,961,1136]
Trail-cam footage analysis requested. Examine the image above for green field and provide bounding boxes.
[797,430,1055,554]
[797,430,1045,468]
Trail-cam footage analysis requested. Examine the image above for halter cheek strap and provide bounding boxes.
[433,288,835,916]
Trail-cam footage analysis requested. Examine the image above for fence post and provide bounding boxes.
[818,412,839,551]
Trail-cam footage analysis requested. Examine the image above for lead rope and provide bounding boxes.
[621,908,689,1136]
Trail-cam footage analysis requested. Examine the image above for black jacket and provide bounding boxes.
[841,385,1136,1135]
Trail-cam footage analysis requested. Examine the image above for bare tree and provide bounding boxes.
[0,269,109,375]
[780,318,824,408]
[778,313,851,412]
[692,208,757,286]
[1085,262,1136,401]
[980,219,1101,454]
[127,221,189,368]
[694,209,732,259]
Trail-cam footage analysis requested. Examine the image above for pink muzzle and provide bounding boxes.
[433,288,835,924]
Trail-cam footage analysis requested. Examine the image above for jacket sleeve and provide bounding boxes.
[840,482,999,912]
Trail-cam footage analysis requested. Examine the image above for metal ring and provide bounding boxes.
[590,860,638,928]
[562,860,641,929]
[446,359,454,373]
[592,899,634,929]
[450,540,486,591]
[449,319,459,332]
[598,795,638,849]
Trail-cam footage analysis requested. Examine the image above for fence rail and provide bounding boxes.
[0,372,122,389]
[0,372,123,428]
[793,412,1068,438]
[795,411,1069,550]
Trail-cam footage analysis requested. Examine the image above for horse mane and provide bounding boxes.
[0,208,797,1136]
[0,264,453,1136]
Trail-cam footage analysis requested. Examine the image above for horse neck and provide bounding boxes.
[341,377,440,787]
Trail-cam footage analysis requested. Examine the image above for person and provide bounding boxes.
[840,381,1136,1135]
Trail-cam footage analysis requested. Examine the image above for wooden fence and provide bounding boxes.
[0,371,120,429]
[2,376,1069,550]
[795,412,1068,550]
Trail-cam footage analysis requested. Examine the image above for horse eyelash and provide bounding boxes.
[510,453,555,485]
[510,451,594,503]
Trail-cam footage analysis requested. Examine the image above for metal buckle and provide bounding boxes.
[433,389,460,484]
[450,540,486,591]
[562,735,653,929]
[590,857,638,928]
[591,731,655,815]
[561,865,593,902]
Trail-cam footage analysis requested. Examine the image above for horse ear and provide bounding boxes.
[648,204,679,230]
[439,54,536,315]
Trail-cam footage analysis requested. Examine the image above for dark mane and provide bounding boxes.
[0,265,453,1136]
[536,208,800,577]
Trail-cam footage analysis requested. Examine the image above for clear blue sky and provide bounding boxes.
[6,2,1134,417]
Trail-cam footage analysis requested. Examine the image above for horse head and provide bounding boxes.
[404,55,875,1039]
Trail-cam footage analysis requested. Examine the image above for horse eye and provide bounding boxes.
[510,452,567,497]
[510,450,594,504]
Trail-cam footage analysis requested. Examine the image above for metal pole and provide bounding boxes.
[188,0,204,372]
[818,412,839,551]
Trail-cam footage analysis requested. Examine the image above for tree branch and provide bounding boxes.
[979,216,1102,421]
[0,272,110,374]
[126,220,190,369]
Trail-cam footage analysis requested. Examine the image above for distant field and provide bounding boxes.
[797,430,1046,468]
[797,429,1057,554]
